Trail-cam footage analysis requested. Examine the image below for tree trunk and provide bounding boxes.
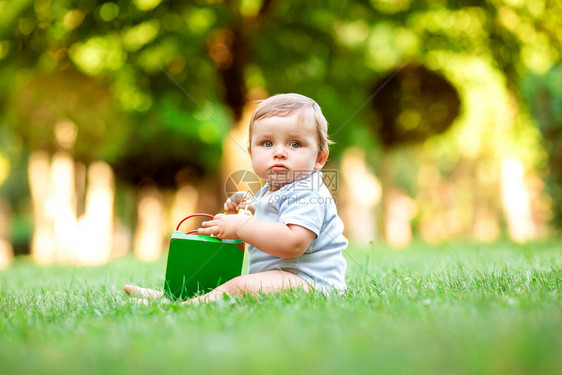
[0,198,13,269]
[501,157,536,243]
[169,185,199,229]
[134,185,165,261]
[28,151,116,265]
[50,151,78,262]
[28,151,57,264]
[379,151,415,248]
[221,101,261,200]
[75,161,115,265]
[339,148,381,246]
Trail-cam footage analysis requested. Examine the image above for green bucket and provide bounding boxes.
[163,215,244,301]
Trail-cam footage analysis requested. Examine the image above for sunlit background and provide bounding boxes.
[0,0,560,268]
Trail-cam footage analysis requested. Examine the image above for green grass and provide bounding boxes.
[0,241,560,375]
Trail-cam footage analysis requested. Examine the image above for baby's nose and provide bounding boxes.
[273,145,287,158]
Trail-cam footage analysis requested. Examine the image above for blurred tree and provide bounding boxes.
[1,0,229,184]
[0,0,560,251]
[368,64,461,244]
[370,65,460,148]
[7,69,123,162]
[521,65,562,229]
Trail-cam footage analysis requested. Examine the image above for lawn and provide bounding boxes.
[0,241,560,375]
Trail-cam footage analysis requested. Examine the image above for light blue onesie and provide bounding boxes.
[247,171,348,294]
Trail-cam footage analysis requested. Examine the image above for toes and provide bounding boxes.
[123,284,164,299]
[123,284,136,296]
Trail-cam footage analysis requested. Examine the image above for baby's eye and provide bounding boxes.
[263,141,273,147]
[289,141,300,148]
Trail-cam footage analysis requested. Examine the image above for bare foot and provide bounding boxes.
[131,298,149,306]
[123,284,164,299]
[129,297,171,306]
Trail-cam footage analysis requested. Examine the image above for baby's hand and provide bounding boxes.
[224,191,255,214]
[223,195,239,214]
[198,214,252,240]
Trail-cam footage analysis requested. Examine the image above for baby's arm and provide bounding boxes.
[199,215,314,258]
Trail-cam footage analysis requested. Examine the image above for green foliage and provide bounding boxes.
[370,65,461,148]
[1,0,229,182]
[521,65,562,228]
[0,242,560,374]
[6,70,125,162]
[0,0,560,192]
[110,93,227,186]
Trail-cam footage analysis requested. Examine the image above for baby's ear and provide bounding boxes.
[314,149,329,170]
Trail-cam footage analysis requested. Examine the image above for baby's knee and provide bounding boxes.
[220,276,246,295]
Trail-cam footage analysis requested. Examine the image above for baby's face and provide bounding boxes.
[249,111,327,187]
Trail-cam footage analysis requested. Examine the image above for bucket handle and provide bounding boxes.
[176,213,214,235]
[175,213,245,252]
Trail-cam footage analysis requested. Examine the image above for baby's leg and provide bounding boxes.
[188,270,310,304]
[123,284,163,299]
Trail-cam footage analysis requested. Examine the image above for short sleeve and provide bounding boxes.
[276,188,325,237]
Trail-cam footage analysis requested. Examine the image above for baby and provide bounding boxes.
[125,93,348,302]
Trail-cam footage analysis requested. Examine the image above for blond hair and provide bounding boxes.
[248,93,333,152]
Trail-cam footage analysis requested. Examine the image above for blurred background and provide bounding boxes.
[0,0,560,268]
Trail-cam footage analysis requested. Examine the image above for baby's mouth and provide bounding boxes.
[270,164,289,172]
